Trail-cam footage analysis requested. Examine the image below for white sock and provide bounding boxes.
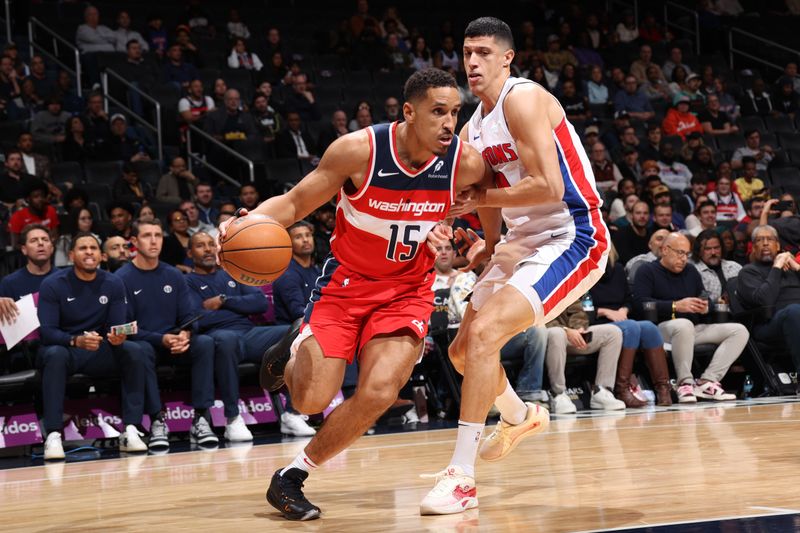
[280,449,319,476]
[494,379,529,425]
[448,421,484,478]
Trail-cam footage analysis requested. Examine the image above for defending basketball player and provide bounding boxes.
[217,69,491,521]
[419,18,609,515]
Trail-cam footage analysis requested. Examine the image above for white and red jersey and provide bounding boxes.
[467,76,604,237]
[331,121,461,281]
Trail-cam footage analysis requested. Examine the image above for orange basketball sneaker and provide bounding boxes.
[479,402,550,462]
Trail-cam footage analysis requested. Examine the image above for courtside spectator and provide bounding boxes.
[590,142,622,192]
[194,182,218,225]
[613,75,654,121]
[113,162,154,204]
[38,232,153,459]
[185,232,297,440]
[8,180,59,248]
[734,157,766,203]
[276,112,317,161]
[102,235,130,272]
[117,219,218,449]
[738,225,800,390]
[732,130,775,171]
[626,228,669,283]
[0,148,33,206]
[590,245,672,406]
[32,98,70,145]
[272,222,320,325]
[691,230,742,303]
[157,157,198,205]
[708,176,745,223]
[699,93,738,135]
[633,233,748,403]
[75,6,116,53]
[657,143,692,191]
[180,200,215,237]
[545,299,626,413]
[113,10,148,52]
[613,201,651,264]
[662,96,703,140]
[0,224,54,301]
[108,202,135,243]
[688,200,719,237]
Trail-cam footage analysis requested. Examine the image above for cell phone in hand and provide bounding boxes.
[581,331,593,344]
[775,201,794,212]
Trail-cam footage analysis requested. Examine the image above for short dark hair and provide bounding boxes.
[25,178,48,197]
[745,129,760,138]
[654,203,672,213]
[464,16,514,49]
[21,223,50,244]
[4,147,21,160]
[107,201,134,217]
[288,220,313,233]
[403,68,457,103]
[698,200,717,212]
[131,217,163,237]
[741,156,757,166]
[70,231,101,250]
[126,39,139,49]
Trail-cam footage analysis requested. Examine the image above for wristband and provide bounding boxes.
[671,301,677,320]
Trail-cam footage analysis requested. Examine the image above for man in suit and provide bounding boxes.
[275,112,317,161]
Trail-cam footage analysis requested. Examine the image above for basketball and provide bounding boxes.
[219,215,292,286]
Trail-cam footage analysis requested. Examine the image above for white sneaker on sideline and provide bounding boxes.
[552,392,577,414]
[280,412,316,437]
[590,387,626,411]
[44,431,65,461]
[677,383,697,403]
[119,424,148,453]
[693,381,736,401]
[224,415,254,442]
[420,465,478,515]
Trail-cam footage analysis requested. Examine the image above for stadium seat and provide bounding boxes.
[50,161,84,184]
[765,115,795,134]
[716,133,745,152]
[739,115,764,132]
[131,160,163,188]
[265,158,303,185]
[85,161,124,187]
[778,132,800,150]
[770,166,800,196]
[82,183,113,212]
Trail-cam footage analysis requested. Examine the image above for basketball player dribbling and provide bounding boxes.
[419,17,609,515]
[218,69,492,521]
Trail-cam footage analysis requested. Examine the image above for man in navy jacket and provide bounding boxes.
[37,232,153,460]
[117,219,218,450]
[186,232,314,437]
[186,231,285,441]
[272,221,320,325]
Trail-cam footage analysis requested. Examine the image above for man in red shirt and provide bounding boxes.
[8,179,59,247]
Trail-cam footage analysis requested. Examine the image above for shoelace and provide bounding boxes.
[280,473,308,501]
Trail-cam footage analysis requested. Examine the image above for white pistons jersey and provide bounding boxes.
[466,76,602,237]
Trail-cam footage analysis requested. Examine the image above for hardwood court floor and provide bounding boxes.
[2,399,800,532]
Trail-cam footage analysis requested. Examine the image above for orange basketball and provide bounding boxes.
[219,215,292,286]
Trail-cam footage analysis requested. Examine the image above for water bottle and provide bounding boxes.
[581,293,596,323]
[742,374,754,400]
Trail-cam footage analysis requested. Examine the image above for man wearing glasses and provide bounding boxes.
[633,232,748,403]
[738,225,800,393]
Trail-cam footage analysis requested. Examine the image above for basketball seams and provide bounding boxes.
[219,217,292,284]
[221,220,289,248]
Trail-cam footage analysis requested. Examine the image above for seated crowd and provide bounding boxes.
[3,1,800,461]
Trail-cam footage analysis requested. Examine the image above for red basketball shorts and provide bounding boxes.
[291,256,434,364]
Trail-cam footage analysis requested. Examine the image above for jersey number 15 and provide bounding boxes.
[387,224,420,262]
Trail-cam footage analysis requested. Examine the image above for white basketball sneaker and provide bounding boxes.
[419,465,478,515]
